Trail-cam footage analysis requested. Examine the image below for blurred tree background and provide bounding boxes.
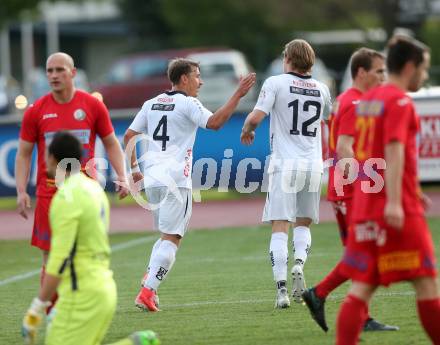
[115,0,438,81]
[4,0,440,84]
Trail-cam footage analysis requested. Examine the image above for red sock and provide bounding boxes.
[40,265,58,315]
[336,294,368,345]
[315,262,348,299]
[417,298,440,344]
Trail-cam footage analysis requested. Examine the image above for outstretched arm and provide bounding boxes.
[206,73,256,130]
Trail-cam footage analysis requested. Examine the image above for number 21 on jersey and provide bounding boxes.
[355,116,375,161]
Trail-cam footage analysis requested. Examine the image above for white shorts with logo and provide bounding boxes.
[146,187,192,237]
[262,170,322,224]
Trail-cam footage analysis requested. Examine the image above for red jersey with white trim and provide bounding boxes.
[19,90,114,198]
[327,87,362,201]
[351,84,423,222]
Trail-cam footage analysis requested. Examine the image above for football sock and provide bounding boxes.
[336,294,368,345]
[269,232,288,283]
[315,262,348,299]
[277,280,287,289]
[293,226,311,264]
[144,240,177,291]
[417,298,440,344]
[147,238,163,273]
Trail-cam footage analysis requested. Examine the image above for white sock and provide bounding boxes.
[293,226,311,265]
[269,232,288,283]
[144,240,177,291]
[147,238,162,273]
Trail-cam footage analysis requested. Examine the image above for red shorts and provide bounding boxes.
[330,199,352,246]
[31,197,53,251]
[339,216,437,286]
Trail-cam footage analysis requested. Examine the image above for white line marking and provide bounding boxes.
[0,269,41,287]
[0,235,155,287]
[161,291,416,309]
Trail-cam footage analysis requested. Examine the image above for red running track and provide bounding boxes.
[2,193,440,240]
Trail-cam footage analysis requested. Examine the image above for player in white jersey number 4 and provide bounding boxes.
[124,58,256,312]
[241,39,332,308]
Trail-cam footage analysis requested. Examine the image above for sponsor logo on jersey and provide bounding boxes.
[289,86,321,97]
[356,100,384,117]
[157,97,174,103]
[292,80,316,88]
[152,103,175,111]
[42,113,58,120]
[73,109,86,121]
[69,129,91,144]
[44,129,91,146]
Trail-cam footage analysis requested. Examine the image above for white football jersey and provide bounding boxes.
[129,91,213,189]
[255,73,332,173]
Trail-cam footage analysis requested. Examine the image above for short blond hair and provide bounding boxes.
[284,39,315,74]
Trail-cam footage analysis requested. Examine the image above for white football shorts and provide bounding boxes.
[146,187,192,237]
[262,170,322,224]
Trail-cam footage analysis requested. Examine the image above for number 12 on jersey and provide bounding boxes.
[288,99,321,137]
[153,115,170,151]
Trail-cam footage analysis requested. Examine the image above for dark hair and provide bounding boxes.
[48,132,82,171]
[386,35,430,74]
[350,48,385,79]
[167,58,200,85]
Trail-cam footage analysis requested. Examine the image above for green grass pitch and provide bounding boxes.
[1,219,439,345]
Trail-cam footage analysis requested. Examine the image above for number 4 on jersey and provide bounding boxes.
[153,115,170,151]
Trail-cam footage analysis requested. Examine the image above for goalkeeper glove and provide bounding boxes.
[22,297,51,345]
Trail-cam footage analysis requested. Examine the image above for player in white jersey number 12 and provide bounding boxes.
[241,39,332,308]
[124,58,256,312]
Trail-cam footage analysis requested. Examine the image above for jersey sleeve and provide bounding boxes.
[254,78,276,115]
[20,105,38,142]
[94,99,114,138]
[321,85,332,121]
[46,188,82,277]
[337,100,357,137]
[129,101,149,133]
[383,96,413,144]
[187,97,213,129]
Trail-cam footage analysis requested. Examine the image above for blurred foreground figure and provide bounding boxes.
[22,132,158,345]
[335,36,440,345]
[303,48,398,332]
